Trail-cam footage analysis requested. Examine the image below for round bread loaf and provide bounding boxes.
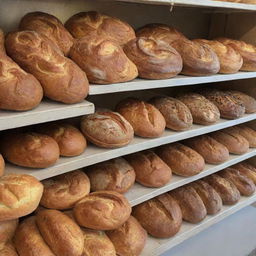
[0,155,5,177]
[0,174,43,221]
[106,216,147,256]
[170,186,207,223]
[0,242,18,256]
[190,180,223,215]
[232,162,256,184]
[86,157,135,193]
[204,174,241,205]
[65,11,135,45]
[230,125,256,148]
[36,209,84,256]
[125,150,172,187]
[73,191,131,230]
[177,93,220,125]
[193,39,243,74]
[185,135,229,164]
[116,98,166,138]
[132,193,182,238]
[0,219,18,245]
[0,132,60,168]
[149,96,193,131]
[80,110,134,148]
[156,143,205,176]
[37,123,87,156]
[40,170,90,210]
[123,37,182,79]
[14,216,55,256]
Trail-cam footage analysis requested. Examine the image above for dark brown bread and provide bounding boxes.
[232,162,256,184]
[230,125,256,148]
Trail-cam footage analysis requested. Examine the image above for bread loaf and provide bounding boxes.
[230,125,256,147]
[0,29,43,111]
[20,12,74,55]
[177,93,220,125]
[0,155,4,177]
[0,174,43,221]
[80,110,134,148]
[40,170,90,210]
[0,242,18,256]
[5,30,89,104]
[232,162,256,184]
[123,37,182,79]
[149,96,193,131]
[0,219,18,245]
[132,193,182,238]
[116,98,166,138]
[36,209,84,256]
[125,150,172,187]
[73,191,131,230]
[106,216,147,256]
[1,132,60,168]
[156,143,205,176]
[86,157,135,193]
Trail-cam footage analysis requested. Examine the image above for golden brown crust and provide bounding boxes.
[232,162,256,184]
[86,157,135,193]
[0,242,18,256]
[36,209,84,256]
[106,216,147,256]
[239,0,256,3]
[5,30,88,104]
[40,170,90,210]
[177,93,220,125]
[73,191,131,230]
[0,219,18,245]
[1,132,60,168]
[0,174,43,221]
[132,193,182,238]
[125,150,172,187]
[116,98,166,138]
[123,37,182,79]
[80,110,134,148]
[0,155,5,177]
[65,11,135,45]
[149,96,193,131]
[19,12,74,56]
[230,125,256,147]
[156,143,205,176]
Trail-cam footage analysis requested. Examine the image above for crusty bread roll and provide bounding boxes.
[1,132,60,168]
[36,209,84,256]
[0,174,43,221]
[132,193,182,238]
[185,135,229,164]
[230,125,256,147]
[37,123,87,156]
[123,37,182,79]
[217,38,256,71]
[193,39,243,74]
[220,168,255,196]
[0,155,5,177]
[0,242,18,256]
[232,162,256,184]
[200,89,245,119]
[14,216,55,256]
[191,180,223,215]
[80,110,134,148]
[177,93,220,125]
[204,174,241,205]
[149,96,193,131]
[125,150,172,187]
[65,11,135,45]
[210,128,249,154]
[19,12,74,56]
[0,29,43,111]
[5,30,89,104]
[0,219,18,245]
[116,98,166,138]
[40,170,90,210]
[86,157,135,193]
[73,191,131,230]
[156,143,205,176]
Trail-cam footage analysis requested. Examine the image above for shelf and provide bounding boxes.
[127,148,256,206]
[0,100,95,131]
[141,193,256,256]
[4,113,256,181]
[89,72,256,95]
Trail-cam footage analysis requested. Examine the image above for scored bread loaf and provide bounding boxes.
[232,162,256,184]
[132,193,182,238]
[5,30,89,104]
[230,125,256,148]
[0,242,18,256]
[0,219,18,245]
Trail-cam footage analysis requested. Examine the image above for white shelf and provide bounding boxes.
[0,100,95,131]
[89,72,256,95]
[141,193,256,256]
[4,113,256,181]
[127,148,256,206]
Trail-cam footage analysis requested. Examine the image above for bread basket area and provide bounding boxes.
[1,0,256,256]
